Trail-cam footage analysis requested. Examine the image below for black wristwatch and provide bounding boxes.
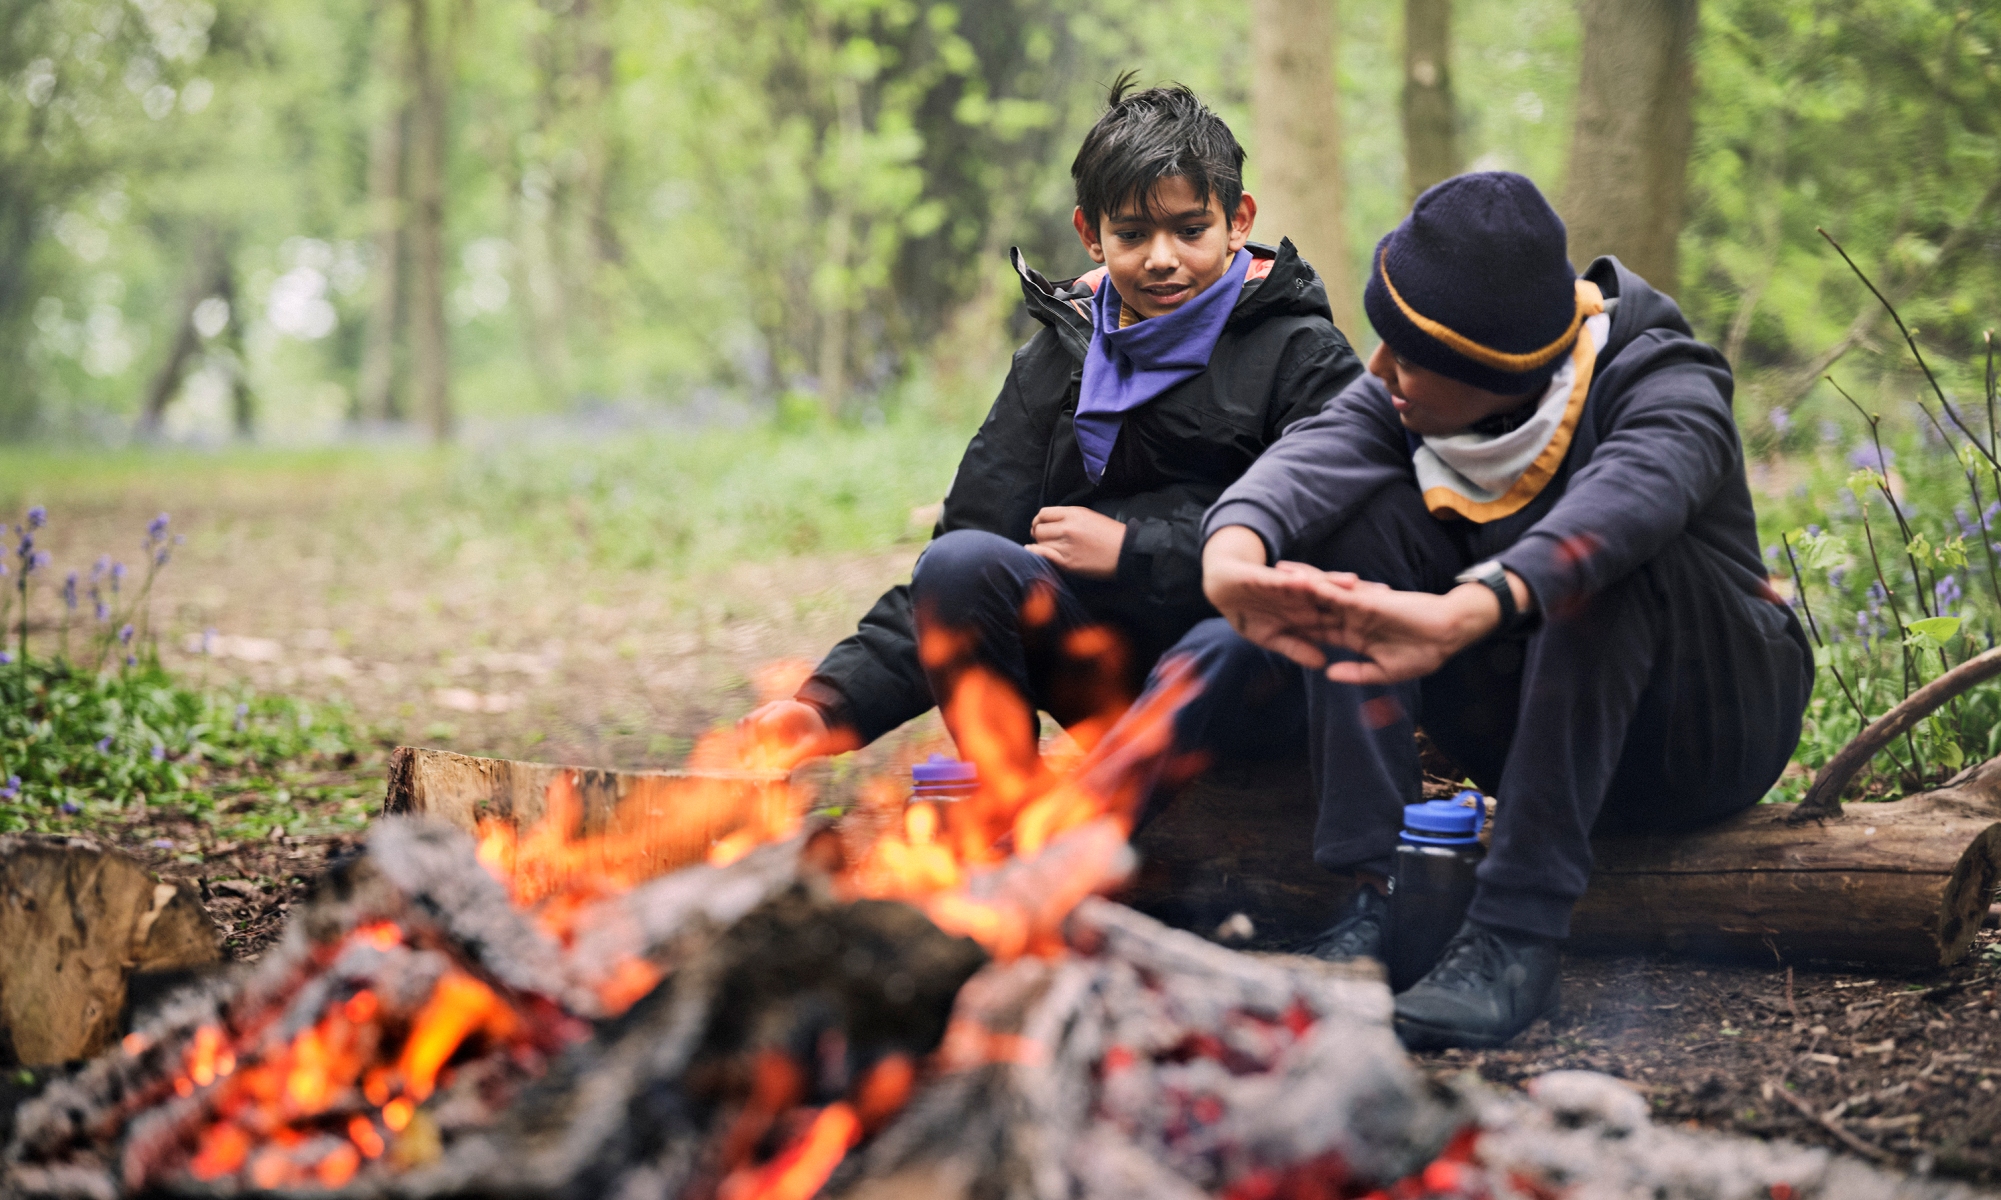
[1454,560,1524,633]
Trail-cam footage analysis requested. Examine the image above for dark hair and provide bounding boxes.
[1070,72,1246,228]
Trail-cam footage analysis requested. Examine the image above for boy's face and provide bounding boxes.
[1366,341,1539,437]
[1073,176,1256,321]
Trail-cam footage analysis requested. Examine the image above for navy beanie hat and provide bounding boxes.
[1362,171,1582,396]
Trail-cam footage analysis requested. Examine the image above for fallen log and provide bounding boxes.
[383,746,2001,968]
[1569,756,2001,966]
[0,836,220,1066]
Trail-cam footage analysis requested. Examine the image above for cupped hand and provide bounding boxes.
[736,699,857,770]
[1025,506,1126,579]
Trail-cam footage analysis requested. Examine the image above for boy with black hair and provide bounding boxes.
[742,77,1362,773]
[1196,171,1812,1049]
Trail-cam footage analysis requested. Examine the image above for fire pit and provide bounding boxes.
[6,659,1990,1199]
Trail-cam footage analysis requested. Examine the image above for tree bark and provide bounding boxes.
[0,837,218,1066]
[405,0,453,441]
[1401,0,1458,203]
[1250,0,1357,337]
[358,0,409,425]
[1559,0,1698,296]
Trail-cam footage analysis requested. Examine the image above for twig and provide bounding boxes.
[1780,534,1868,724]
[1794,645,2001,821]
[1765,1076,1894,1162]
[1786,966,1799,1023]
[1819,226,2001,472]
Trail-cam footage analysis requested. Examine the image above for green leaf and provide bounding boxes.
[1905,615,1962,649]
[1937,536,1969,568]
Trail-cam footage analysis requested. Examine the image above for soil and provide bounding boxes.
[1418,941,2001,1186]
[13,461,2001,1190]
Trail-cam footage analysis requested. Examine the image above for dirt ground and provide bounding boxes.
[16,458,2001,1189]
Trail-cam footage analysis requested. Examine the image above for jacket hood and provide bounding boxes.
[1011,238,1335,364]
[1582,255,1696,365]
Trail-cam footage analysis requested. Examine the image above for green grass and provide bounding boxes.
[0,655,373,835]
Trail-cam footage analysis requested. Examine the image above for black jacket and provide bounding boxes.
[1205,256,1806,644]
[801,239,1364,742]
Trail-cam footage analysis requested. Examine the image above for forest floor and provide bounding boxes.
[8,443,2000,1188]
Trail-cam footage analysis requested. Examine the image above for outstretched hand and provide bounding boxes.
[735,699,859,770]
[1201,525,1528,686]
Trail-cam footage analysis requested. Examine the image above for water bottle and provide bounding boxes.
[909,754,978,804]
[1385,791,1487,992]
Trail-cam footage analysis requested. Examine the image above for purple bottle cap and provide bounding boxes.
[911,753,977,788]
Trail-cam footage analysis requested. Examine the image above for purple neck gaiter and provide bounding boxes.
[1075,248,1250,483]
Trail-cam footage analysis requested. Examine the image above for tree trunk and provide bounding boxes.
[405,0,453,441]
[135,233,225,438]
[1559,0,1698,296]
[0,837,219,1066]
[358,0,408,425]
[1249,0,1357,337]
[1401,0,1458,203]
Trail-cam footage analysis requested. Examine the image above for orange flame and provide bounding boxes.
[716,1103,862,1200]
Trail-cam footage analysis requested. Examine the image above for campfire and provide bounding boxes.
[5,655,1980,1200]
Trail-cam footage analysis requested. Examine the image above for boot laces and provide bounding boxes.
[1425,924,1509,991]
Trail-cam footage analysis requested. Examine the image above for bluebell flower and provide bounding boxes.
[1849,445,1894,472]
[93,598,109,621]
[119,623,134,644]
[31,550,49,570]
[1770,408,1792,433]
[150,745,165,762]
[26,506,44,529]
[147,513,169,541]
[0,651,11,665]
[0,776,18,800]
[59,802,79,815]
[1936,575,1963,615]
[62,572,77,609]
[125,654,136,667]
[91,555,109,581]
[1807,524,1822,537]
[96,736,113,752]
[1829,566,1847,590]
[1958,506,1979,540]
[110,562,125,589]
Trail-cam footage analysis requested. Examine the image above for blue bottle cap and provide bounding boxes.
[1400,792,1484,845]
[911,753,977,787]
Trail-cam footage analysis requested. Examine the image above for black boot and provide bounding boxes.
[1392,918,1559,1049]
[1295,884,1389,962]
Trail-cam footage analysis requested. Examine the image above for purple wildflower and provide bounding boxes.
[0,776,18,800]
[1770,408,1792,433]
[96,736,113,752]
[59,802,79,815]
[1936,575,1963,615]
[147,513,169,540]
[150,838,174,850]
[1848,445,1895,472]
[118,623,134,644]
[1829,566,1847,590]
[0,651,11,665]
[62,572,77,609]
[26,506,45,529]
[149,745,165,762]
[110,562,125,590]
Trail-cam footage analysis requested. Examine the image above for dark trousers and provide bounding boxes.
[909,530,1306,770]
[1150,479,1811,941]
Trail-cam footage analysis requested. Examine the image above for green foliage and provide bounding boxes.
[439,407,977,573]
[0,655,359,832]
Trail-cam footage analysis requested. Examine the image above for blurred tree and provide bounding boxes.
[1561,0,1698,297]
[1250,0,1356,334]
[1680,0,2001,414]
[1401,0,1458,202]
[406,0,454,440]
[358,0,409,424]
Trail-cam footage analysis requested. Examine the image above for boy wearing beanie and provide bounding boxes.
[1198,171,1812,1048]
[741,78,1361,775]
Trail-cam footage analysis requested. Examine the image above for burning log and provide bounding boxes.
[0,835,220,1067]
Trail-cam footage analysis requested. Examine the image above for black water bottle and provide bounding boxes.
[1385,792,1486,992]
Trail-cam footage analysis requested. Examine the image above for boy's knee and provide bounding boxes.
[912,529,1044,613]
